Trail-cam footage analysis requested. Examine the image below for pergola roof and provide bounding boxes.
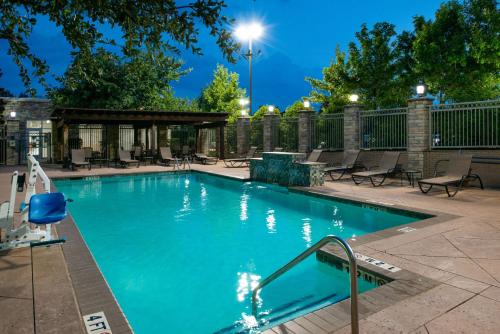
[52,107,228,128]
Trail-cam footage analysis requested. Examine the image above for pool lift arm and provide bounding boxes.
[0,154,68,250]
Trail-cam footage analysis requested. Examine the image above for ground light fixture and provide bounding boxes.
[349,94,359,103]
[10,111,16,118]
[234,21,264,116]
[416,83,426,97]
[303,100,311,109]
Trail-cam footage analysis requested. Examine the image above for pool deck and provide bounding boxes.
[1,162,500,333]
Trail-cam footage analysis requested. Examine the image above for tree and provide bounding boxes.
[347,22,413,109]
[413,0,500,102]
[251,105,281,121]
[283,100,310,117]
[306,46,352,113]
[49,48,189,110]
[199,64,246,123]
[1,1,238,93]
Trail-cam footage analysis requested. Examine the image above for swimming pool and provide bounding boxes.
[55,172,425,333]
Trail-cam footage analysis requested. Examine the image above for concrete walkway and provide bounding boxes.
[1,162,500,333]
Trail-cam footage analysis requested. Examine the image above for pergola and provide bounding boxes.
[51,107,229,162]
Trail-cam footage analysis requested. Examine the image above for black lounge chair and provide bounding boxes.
[307,149,323,162]
[118,150,140,168]
[71,149,91,170]
[158,147,180,168]
[418,154,483,197]
[324,150,360,180]
[351,151,400,187]
[223,146,257,167]
[194,153,218,165]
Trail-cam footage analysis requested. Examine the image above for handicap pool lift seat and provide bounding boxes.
[0,154,69,251]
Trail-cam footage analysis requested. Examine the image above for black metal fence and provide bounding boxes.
[359,108,407,150]
[430,100,500,149]
[0,125,6,165]
[250,120,263,150]
[225,124,237,155]
[272,117,299,151]
[310,113,344,150]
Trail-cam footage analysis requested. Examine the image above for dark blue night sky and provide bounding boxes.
[0,1,443,111]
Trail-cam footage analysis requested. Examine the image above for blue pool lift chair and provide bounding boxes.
[28,192,68,225]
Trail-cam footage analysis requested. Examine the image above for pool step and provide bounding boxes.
[213,292,340,334]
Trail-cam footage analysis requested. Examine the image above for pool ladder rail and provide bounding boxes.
[251,235,359,334]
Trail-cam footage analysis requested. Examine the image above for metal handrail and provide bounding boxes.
[251,235,359,334]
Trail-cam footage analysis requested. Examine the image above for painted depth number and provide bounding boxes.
[83,312,112,334]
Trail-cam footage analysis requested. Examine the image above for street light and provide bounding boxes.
[235,22,264,116]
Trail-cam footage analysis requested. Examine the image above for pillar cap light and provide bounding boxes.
[10,111,16,118]
[239,98,249,106]
[303,100,311,108]
[241,109,248,116]
[349,94,359,103]
[268,105,275,113]
[416,83,426,96]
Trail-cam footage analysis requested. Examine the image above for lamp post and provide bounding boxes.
[235,22,264,115]
[416,82,426,97]
[349,94,359,103]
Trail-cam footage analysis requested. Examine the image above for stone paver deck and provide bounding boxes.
[1,161,500,333]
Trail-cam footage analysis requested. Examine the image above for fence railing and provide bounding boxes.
[250,120,263,150]
[225,124,237,154]
[311,113,344,150]
[272,117,299,151]
[430,100,500,149]
[359,108,407,150]
[69,124,109,158]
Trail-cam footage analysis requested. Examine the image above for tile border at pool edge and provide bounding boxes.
[51,183,133,334]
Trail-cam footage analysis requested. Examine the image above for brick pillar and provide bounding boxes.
[343,104,362,151]
[407,97,433,173]
[237,116,250,155]
[263,113,279,152]
[298,110,313,153]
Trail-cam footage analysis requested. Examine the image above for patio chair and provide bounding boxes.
[71,149,91,170]
[351,151,401,187]
[324,150,361,180]
[307,149,323,162]
[158,147,180,168]
[418,154,483,197]
[223,146,257,167]
[118,150,140,168]
[194,153,218,165]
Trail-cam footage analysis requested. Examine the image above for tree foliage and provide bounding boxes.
[49,48,190,110]
[251,105,281,121]
[199,64,246,123]
[308,0,499,109]
[0,0,238,93]
[413,0,499,102]
[284,100,310,117]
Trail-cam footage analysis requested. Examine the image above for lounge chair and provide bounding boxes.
[158,147,180,168]
[223,146,257,167]
[274,147,283,152]
[118,150,140,168]
[71,149,91,170]
[307,149,323,162]
[351,151,401,187]
[418,154,483,197]
[194,153,218,165]
[324,150,361,180]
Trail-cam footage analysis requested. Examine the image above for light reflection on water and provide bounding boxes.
[266,209,276,233]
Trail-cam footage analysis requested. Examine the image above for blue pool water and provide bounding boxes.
[55,172,424,333]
